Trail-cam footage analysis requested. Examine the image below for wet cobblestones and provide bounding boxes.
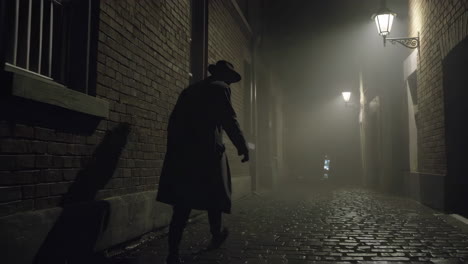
[110,183,468,263]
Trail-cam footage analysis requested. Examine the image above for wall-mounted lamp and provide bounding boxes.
[372,0,419,49]
[342,91,359,109]
[342,91,351,103]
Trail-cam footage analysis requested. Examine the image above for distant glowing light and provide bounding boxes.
[324,159,330,171]
[342,92,351,103]
[323,155,330,180]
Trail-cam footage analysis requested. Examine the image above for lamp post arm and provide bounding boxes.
[386,36,420,49]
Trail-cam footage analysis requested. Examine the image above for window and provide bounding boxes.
[3,0,99,94]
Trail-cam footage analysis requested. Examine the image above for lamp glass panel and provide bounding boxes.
[342,92,351,102]
[375,13,394,35]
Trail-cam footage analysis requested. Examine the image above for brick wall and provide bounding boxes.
[0,0,253,219]
[408,0,468,175]
[208,0,251,178]
[0,2,257,262]
[95,0,191,198]
[0,0,191,217]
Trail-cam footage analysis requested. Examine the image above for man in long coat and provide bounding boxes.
[157,60,249,264]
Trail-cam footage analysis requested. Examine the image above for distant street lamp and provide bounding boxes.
[372,0,419,49]
[342,91,359,109]
[342,91,351,103]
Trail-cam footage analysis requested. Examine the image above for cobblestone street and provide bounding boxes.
[110,182,468,264]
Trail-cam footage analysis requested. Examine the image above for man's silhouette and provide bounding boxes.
[157,60,249,264]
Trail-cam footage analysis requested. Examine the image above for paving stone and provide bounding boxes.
[110,183,468,263]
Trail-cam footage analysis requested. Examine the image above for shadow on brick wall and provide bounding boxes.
[33,123,131,264]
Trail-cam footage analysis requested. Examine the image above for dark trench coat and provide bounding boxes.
[156,77,248,213]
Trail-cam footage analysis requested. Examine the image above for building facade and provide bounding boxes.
[360,0,468,216]
[405,0,468,214]
[0,1,283,263]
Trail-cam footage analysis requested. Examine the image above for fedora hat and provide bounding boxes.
[208,60,242,83]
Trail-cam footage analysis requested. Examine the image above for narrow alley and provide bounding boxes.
[110,182,468,263]
[1,1,468,264]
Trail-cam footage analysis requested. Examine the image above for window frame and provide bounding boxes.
[0,0,108,118]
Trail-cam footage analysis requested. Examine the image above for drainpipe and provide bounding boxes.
[250,35,262,192]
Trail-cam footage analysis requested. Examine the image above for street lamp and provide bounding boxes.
[372,0,419,49]
[342,91,351,103]
[342,91,359,109]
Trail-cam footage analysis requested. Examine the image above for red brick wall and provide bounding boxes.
[208,0,251,178]
[408,0,468,175]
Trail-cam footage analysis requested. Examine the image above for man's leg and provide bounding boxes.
[208,209,228,248]
[168,205,191,260]
[208,209,222,236]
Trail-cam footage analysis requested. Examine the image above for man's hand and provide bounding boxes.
[241,153,249,163]
[239,151,249,163]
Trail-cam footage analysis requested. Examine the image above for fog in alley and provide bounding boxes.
[2,1,468,263]
[263,0,411,188]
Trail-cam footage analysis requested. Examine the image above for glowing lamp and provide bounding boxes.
[342,92,351,103]
[371,0,419,49]
[373,9,396,36]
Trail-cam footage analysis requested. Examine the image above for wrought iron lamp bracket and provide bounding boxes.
[383,32,420,49]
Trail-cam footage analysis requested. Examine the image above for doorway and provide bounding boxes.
[443,37,468,217]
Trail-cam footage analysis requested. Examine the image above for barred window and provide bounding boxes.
[3,0,99,94]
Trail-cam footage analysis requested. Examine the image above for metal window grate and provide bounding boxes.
[5,0,93,92]
[8,0,58,78]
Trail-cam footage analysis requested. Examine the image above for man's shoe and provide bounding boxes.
[209,227,229,249]
[166,254,183,264]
